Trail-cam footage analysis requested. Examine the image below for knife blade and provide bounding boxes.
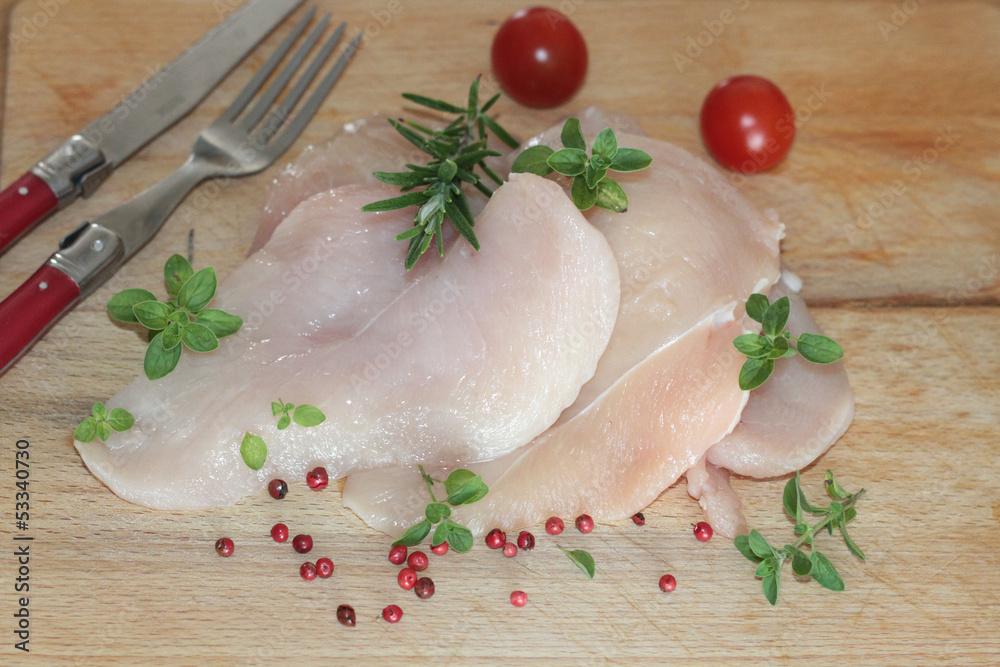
[0,0,305,256]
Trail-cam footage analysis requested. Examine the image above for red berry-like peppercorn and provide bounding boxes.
[414,577,435,599]
[510,590,528,607]
[306,466,329,490]
[503,542,518,558]
[388,545,408,565]
[215,537,234,557]
[398,567,417,590]
[517,531,535,550]
[431,541,449,555]
[337,604,356,627]
[694,521,714,542]
[270,523,289,543]
[632,512,646,526]
[300,562,317,581]
[575,514,594,533]
[382,604,403,623]
[316,557,334,578]
[659,574,677,592]
[292,534,313,554]
[485,528,507,549]
[545,517,564,535]
[407,551,429,571]
[267,479,288,500]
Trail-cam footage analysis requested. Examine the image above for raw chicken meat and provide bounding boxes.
[343,124,788,536]
[76,173,620,509]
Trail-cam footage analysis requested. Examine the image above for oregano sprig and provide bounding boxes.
[734,470,866,606]
[510,117,652,212]
[271,399,326,430]
[107,254,243,380]
[361,77,519,270]
[74,402,134,442]
[733,293,844,390]
[392,466,489,553]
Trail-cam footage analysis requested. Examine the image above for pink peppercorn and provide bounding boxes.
[510,590,528,607]
[575,514,594,534]
[659,574,677,592]
[517,531,535,550]
[292,534,313,554]
[407,551,429,572]
[545,517,564,535]
[316,557,334,578]
[503,542,518,558]
[382,604,403,623]
[215,537,234,557]
[270,523,289,543]
[485,528,507,549]
[300,562,317,581]
[398,568,417,590]
[388,545,408,565]
[306,466,329,490]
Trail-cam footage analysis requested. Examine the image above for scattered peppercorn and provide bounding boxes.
[300,562,317,581]
[631,512,646,526]
[316,557,334,578]
[414,577,435,599]
[292,534,313,554]
[510,590,528,607]
[382,604,403,623]
[398,567,418,590]
[659,574,677,592]
[575,514,594,534]
[388,545,408,565]
[694,521,714,542]
[517,531,535,550]
[336,604,356,627]
[407,551,429,572]
[503,542,518,558]
[485,528,507,549]
[306,466,329,490]
[431,541,449,555]
[545,517,564,535]
[267,479,288,500]
[271,523,289,543]
[215,537,234,557]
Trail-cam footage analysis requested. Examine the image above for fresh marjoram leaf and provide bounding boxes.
[74,403,136,443]
[291,404,326,428]
[394,466,490,553]
[393,519,432,548]
[240,433,267,471]
[558,546,596,579]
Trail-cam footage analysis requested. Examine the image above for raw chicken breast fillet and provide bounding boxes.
[76,174,620,509]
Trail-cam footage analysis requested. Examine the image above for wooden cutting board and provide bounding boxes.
[1,1,998,664]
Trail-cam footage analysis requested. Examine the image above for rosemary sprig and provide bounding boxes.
[734,470,866,606]
[733,293,844,390]
[361,77,519,270]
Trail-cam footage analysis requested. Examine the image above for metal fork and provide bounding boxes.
[0,9,361,376]
[53,8,361,297]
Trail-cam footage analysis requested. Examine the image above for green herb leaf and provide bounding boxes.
[434,519,474,552]
[144,333,182,381]
[547,147,589,176]
[176,267,216,313]
[425,502,452,523]
[734,334,770,359]
[825,470,850,500]
[595,177,628,213]
[748,529,773,560]
[610,147,653,172]
[559,546,596,579]
[92,402,108,420]
[179,322,218,353]
[132,300,173,331]
[401,92,464,114]
[107,289,157,323]
[362,191,428,213]
[445,470,488,506]
[510,144,555,177]
[276,414,291,430]
[195,309,243,339]
[239,432,267,471]
[810,551,845,591]
[392,519,432,547]
[786,545,813,576]
[762,572,780,606]
[584,161,608,190]
[96,422,112,441]
[734,534,764,563]
[160,322,182,350]
[591,127,618,160]
[74,417,99,442]
[745,293,770,323]
[739,357,775,391]
[762,296,790,338]
[292,404,326,428]
[571,176,599,211]
[560,117,587,151]
[271,401,284,416]
[768,335,794,360]
[782,476,800,522]
[106,408,135,432]
[797,333,844,364]
[164,254,194,298]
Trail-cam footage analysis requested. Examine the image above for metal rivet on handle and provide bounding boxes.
[91,239,104,252]
[18,187,28,195]
[39,282,48,290]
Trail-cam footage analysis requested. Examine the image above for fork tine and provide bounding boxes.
[260,32,362,158]
[220,7,317,123]
[257,22,347,140]
[239,13,332,132]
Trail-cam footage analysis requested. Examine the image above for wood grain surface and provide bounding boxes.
[0,1,998,664]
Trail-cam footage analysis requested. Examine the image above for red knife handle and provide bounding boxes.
[0,172,60,255]
[0,263,81,376]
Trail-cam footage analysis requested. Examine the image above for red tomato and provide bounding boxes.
[491,7,588,108]
[699,75,795,173]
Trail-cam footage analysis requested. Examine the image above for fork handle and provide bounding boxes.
[0,263,81,376]
[0,172,59,255]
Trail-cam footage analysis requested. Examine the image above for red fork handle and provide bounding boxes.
[0,172,60,255]
[0,263,81,376]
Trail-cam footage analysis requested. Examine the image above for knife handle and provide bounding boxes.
[0,172,59,255]
[0,263,81,376]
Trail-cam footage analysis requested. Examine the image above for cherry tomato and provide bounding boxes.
[491,7,588,108]
[699,75,795,174]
